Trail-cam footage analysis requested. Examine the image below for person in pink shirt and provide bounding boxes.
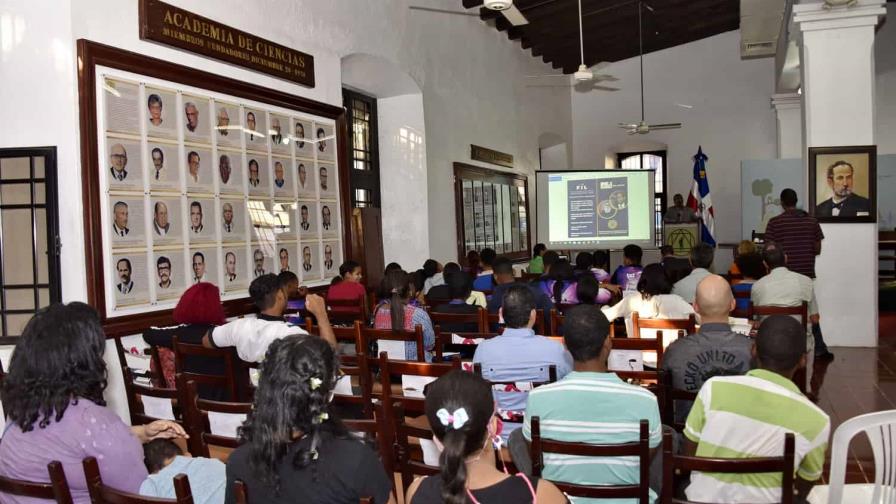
[326,261,367,317]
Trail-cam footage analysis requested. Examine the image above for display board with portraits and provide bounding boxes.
[84,44,346,322]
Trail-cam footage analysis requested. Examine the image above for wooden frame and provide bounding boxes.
[454,162,531,263]
[77,40,351,336]
[808,145,877,223]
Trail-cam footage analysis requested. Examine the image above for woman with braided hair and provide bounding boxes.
[224,335,394,503]
[405,370,566,504]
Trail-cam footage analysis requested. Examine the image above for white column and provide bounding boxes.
[771,93,803,159]
[794,0,886,347]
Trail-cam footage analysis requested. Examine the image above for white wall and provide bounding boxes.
[571,30,777,245]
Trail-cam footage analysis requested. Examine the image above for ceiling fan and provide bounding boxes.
[409,0,529,26]
[525,0,618,88]
[618,2,682,135]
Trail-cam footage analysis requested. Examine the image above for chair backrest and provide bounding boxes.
[731,288,753,318]
[423,294,451,307]
[486,311,546,335]
[432,326,499,361]
[631,312,696,337]
[333,334,374,420]
[611,335,669,383]
[473,362,557,422]
[326,297,368,324]
[0,461,73,504]
[171,336,241,401]
[426,306,487,333]
[120,365,181,427]
[661,430,795,504]
[361,325,426,362]
[307,319,363,353]
[551,308,617,337]
[657,367,697,432]
[751,302,808,329]
[826,409,896,504]
[178,375,251,458]
[393,405,441,492]
[232,480,248,504]
[531,416,651,501]
[83,456,194,503]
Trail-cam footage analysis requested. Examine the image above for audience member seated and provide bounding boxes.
[532,250,561,281]
[728,240,757,277]
[731,251,765,313]
[433,271,481,333]
[472,247,497,291]
[405,370,566,503]
[660,245,692,284]
[225,335,395,504]
[277,270,300,299]
[539,260,578,305]
[385,261,403,275]
[591,250,612,283]
[575,275,612,305]
[142,282,227,394]
[429,262,487,308]
[683,316,830,503]
[672,243,715,303]
[206,274,335,362]
[529,242,547,274]
[141,439,225,503]
[422,259,444,294]
[661,275,753,422]
[327,260,368,310]
[601,263,695,339]
[0,302,188,503]
[610,244,644,292]
[474,285,572,433]
[487,257,553,319]
[374,269,436,361]
[465,250,481,276]
[573,251,595,278]
[509,304,662,499]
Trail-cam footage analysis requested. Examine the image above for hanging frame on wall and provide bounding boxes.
[77,40,351,337]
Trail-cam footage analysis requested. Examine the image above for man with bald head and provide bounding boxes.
[661,274,753,422]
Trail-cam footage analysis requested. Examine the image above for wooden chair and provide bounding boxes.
[233,480,248,504]
[120,365,182,427]
[751,302,808,329]
[171,336,242,401]
[83,456,193,503]
[433,327,499,361]
[393,403,441,492]
[473,362,557,423]
[423,294,451,307]
[657,367,697,432]
[426,306,487,333]
[0,461,73,504]
[611,334,670,386]
[661,430,795,504]
[361,325,426,362]
[326,296,368,325]
[550,308,618,337]
[631,312,696,339]
[531,417,651,502]
[178,376,251,458]
[731,289,753,318]
[306,319,364,353]
[486,310,546,335]
[332,331,374,420]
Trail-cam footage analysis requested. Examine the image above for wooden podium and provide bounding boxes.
[664,222,701,256]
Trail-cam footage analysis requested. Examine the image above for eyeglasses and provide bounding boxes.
[111,154,127,160]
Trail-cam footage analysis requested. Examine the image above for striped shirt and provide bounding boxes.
[522,371,662,504]
[764,209,823,278]
[684,369,830,503]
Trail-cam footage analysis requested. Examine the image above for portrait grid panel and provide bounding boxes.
[98,72,341,316]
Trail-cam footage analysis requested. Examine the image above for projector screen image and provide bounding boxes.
[536,170,655,250]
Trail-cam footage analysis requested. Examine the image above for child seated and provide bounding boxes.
[140,439,226,504]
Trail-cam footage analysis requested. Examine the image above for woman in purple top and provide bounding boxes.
[0,302,187,504]
[539,260,578,305]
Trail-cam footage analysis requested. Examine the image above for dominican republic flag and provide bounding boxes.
[686,146,716,246]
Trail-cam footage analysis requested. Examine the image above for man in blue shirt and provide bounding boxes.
[472,247,497,291]
[487,257,554,320]
[474,284,573,439]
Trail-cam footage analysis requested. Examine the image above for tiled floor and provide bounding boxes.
[814,311,896,484]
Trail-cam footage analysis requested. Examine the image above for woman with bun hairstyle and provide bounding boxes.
[405,370,567,504]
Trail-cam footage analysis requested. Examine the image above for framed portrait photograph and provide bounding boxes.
[809,145,877,223]
[298,201,318,239]
[321,241,341,279]
[320,202,338,237]
[220,198,247,242]
[244,107,267,150]
[184,147,214,193]
[216,149,244,195]
[314,122,335,161]
[272,157,293,198]
[147,141,180,191]
[300,242,321,282]
[144,86,177,139]
[186,198,216,243]
[250,245,274,279]
[222,245,249,292]
[318,163,336,199]
[213,101,242,147]
[106,137,143,189]
[153,250,184,301]
[182,94,211,143]
[246,156,269,196]
[189,248,218,285]
[109,196,145,247]
[149,197,182,245]
[104,79,140,135]
[112,252,149,307]
[270,113,290,154]
[296,160,315,197]
[272,201,294,236]
[276,242,298,274]
[293,118,314,158]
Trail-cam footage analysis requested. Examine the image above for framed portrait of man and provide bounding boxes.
[112,253,149,307]
[272,157,294,198]
[144,86,177,139]
[104,79,140,135]
[318,163,336,199]
[189,248,218,285]
[320,203,338,237]
[314,122,335,161]
[147,142,180,191]
[182,95,211,143]
[271,201,294,237]
[187,198,215,243]
[109,196,145,247]
[244,108,267,150]
[223,245,248,292]
[220,198,247,242]
[149,197,181,245]
[106,138,143,189]
[217,149,244,195]
[293,118,313,158]
[270,113,290,154]
[214,101,241,147]
[246,156,269,196]
[276,242,298,273]
[250,246,274,279]
[297,201,318,239]
[153,251,183,301]
[809,145,877,223]
[184,147,214,193]
[321,241,341,279]
[296,161,315,197]
[300,242,321,282]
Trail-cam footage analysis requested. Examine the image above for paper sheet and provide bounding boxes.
[420,438,441,466]
[208,411,247,438]
[141,395,175,421]
[377,340,408,360]
[451,334,484,345]
[608,349,644,372]
[334,374,353,396]
[401,374,437,398]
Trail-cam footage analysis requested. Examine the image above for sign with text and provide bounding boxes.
[567,179,596,238]
[471,145,514,169]
[139,0,315,87]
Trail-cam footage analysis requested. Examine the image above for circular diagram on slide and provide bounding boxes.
[598,200,617,219]
[610,191,627,210]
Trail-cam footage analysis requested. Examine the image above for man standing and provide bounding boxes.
[189,202,204,234]
[117,258,133,294]
[109,144,128,181]
[815,161,871,217]
[664,193,698,223]
[112,201,129,237]
[764,189,832,360]
[192,252,206,283]
[222,203,235,234]
[157,256,172,289]
[225,252,238,282]
[153,202,170,237]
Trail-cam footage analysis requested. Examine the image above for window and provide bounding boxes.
[342,89,381,208]
[618,150,667,246]
[0,147,61,343]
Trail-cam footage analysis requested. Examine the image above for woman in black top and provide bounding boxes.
[406,371,566,504]
[225,335,394,504]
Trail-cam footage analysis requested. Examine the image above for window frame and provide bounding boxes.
[617,150,668,246]
[342,88,381,208]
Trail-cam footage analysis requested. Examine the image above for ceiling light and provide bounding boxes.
[484,0,512,11]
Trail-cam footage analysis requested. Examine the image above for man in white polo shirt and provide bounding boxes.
[683,315,830,503]
[204,273,335,362]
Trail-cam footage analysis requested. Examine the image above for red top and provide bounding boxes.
[327,281,367,317]
[764,209,824,278]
